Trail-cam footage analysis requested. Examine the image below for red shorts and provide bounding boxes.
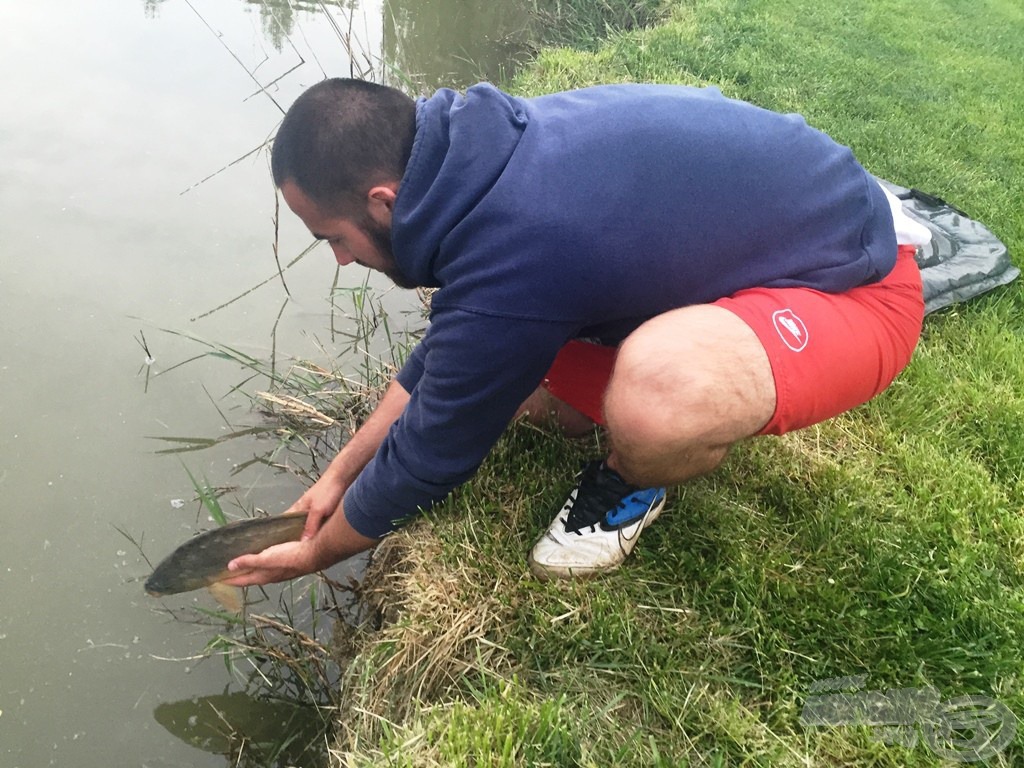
[542,245,924,436]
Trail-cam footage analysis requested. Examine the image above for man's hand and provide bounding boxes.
[222,540,325,586]
[223,502,379,587]
[288,472,348,542]
[222,377,409,588]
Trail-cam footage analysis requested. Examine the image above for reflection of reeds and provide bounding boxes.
[178,0,402,225]
[316,0,382,80]
[153,690,329,767]
[150,570,353,767]
[183,0,286,113]
[134,329,156,393]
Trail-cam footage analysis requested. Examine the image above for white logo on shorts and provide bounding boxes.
[773,309,808,352]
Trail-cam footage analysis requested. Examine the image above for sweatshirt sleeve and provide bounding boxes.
[394,336,427,393]
[343,307,575,538]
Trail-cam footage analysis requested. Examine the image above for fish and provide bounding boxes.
[144,512,308,597]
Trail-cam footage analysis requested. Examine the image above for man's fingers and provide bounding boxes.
[227,553,260,572]
[227,540,294,572]
[280,497,331,541]
[222,551,281,587]
[220,569,259,587]
[219,539,321,588]
[301,509,328,541]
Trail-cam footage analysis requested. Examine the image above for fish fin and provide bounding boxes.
[207,582,244,614]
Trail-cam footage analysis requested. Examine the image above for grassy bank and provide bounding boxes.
[323,1,1024,765]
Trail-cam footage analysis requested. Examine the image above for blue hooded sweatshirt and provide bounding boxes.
[342,83,897,538]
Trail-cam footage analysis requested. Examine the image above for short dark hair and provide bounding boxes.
[271,78,416,214]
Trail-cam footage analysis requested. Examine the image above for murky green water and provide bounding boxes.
[0,1,535,765]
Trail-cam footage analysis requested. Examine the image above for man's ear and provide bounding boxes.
[366,183,398,225]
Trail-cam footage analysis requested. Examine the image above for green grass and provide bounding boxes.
[319,0,1024,765]
[347,420,1022,765]
[527,0,670,51]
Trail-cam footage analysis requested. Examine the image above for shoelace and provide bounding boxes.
[564,460,637,533]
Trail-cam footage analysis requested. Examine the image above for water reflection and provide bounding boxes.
[244,0,354,54]
[154,691,329,766]
[386,0,534,88]
[143,0,169,18]
[143,0,537,90]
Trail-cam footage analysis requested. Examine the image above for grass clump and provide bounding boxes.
[528,0,670,51]
[315,0,1024,765]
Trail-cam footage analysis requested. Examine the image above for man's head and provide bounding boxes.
[272,78,418,287]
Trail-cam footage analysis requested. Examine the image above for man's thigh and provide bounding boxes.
[542,304,775,447]
[712,246,924,435]
[542,246,924,439]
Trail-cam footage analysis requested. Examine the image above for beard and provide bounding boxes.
[359,215,418,290]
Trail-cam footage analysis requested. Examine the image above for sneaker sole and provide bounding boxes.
[527,496,666,581]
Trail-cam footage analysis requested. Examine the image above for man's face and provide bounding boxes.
[280,180,416,289]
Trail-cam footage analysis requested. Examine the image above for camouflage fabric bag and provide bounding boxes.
[875,176,1019,315]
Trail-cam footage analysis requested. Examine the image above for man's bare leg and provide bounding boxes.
[515,386,596,438]
[603,304,776,487]
[528,304,776,579]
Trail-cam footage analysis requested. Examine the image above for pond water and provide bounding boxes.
[0,1,538,765]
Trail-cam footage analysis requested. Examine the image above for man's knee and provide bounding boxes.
[604,336,714,446]
[603,304,776,458]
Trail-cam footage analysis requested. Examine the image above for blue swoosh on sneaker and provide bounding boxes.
[604,489,666,527]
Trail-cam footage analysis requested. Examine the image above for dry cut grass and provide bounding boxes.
[330,521,520,765]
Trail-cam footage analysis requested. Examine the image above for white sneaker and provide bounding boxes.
[528,460,666,580]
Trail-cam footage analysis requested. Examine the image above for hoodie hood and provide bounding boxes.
[391,85,528,288]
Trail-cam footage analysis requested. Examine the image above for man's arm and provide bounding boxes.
[222,378,410,586]
[295,377,411,539]
[341,308,582,535]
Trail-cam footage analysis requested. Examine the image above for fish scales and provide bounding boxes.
[145,513,308,596]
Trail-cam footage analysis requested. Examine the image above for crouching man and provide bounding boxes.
[225,78,929,585]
